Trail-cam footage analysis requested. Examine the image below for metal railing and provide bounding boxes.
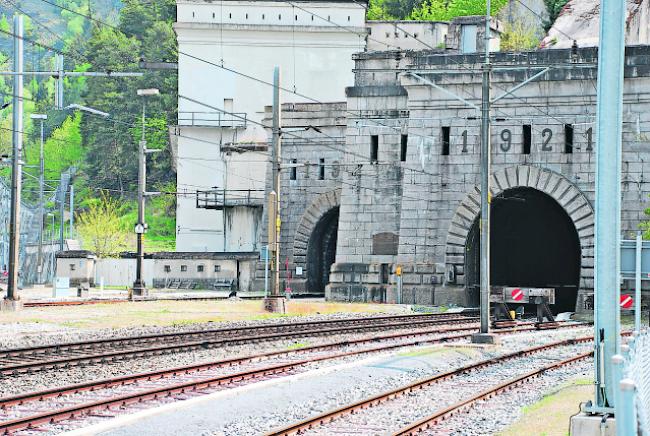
[178,111,247,128]
[615,329,650,435]
[195,189,264,210]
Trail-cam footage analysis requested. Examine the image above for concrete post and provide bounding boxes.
[264,66,286,313]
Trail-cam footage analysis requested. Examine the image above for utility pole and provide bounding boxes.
[132,88,159,298]
[59,173,65,252]
[2,15,24,311]
[264,66,286,313]
[590,0,626,413]
[472,0,496,344]
[31,113,47,284]
[69,184,74,239]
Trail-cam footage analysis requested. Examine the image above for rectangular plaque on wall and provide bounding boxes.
[372,232,398,255]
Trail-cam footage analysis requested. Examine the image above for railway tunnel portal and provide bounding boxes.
[445,166,595,313]
[464,187,581,313]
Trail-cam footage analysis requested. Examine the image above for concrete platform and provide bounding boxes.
[570,413,616,435]
[0,298,22,311]
[471,332,500,344]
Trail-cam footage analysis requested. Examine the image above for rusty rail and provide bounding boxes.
[266,335,593,436]
[0,313,478,375]
[0,324,508,434]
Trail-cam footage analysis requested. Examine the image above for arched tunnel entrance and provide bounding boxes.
[306,207,339,294]
[465,187,581,313]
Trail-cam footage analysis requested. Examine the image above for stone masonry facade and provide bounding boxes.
[258,45,650,312]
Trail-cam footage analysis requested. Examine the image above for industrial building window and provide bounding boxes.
[290,159,297,180]
[565,124,574,154]
[164,265,171,273]
[441,127,450,155]
[319,158,325,180]
[523,125,532,154]
[214,265,221,272]
[181,265,187,272]
[370,135,379,163]
[197,265,204,273]
[400,135,408,162]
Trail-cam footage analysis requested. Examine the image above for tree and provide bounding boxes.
[543,0,569,31]
[501,20,540,51]
[410,0,508,22]
[410,0,448,21]
[446,0,508,17]
[77,192,129,257]
[367,0,396,20]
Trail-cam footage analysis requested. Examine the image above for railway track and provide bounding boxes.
[0,322,578,434]
[0,312,477,375]
[266,335,593,436]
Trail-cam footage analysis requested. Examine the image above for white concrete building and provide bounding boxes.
[173,0,367,252]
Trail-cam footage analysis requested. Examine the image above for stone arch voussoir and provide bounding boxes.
[444,165,594,296]
[293,189,341,267]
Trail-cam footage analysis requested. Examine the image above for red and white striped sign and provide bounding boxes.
[620,294,634,309]
[511,288,524,302]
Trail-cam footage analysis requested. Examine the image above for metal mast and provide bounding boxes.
[4,15,23,310]
[592,0,626,410]
[475,0,494,342]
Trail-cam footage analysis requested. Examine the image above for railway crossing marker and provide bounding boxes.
[511,288,524,302]
[620,294,633,310]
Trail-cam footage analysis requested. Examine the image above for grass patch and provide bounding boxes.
[498,378,592,436]
[287,341,310,350]
[0,300,405,330]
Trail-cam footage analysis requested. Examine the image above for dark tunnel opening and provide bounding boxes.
[465,187,581,313]
[306,207,339,294]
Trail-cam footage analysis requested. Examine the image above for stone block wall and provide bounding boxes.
[257,103,347,295]
[327,46,650,312]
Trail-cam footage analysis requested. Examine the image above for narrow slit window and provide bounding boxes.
[370,135,379,163]
[319,158,325,180]
[441,127,450,155]
[290,159,297,180]
[523,125,532,154]
[400,134,408,162]
[564,124,574,153]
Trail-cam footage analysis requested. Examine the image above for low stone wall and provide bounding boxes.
[326,263,387,303]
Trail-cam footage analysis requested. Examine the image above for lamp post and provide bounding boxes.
[30,113,46,284]
[132,88,159,298]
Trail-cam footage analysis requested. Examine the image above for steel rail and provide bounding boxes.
[0,326,501,434]
[392,351,592,435]
[0,324,485,409]
[0,311,474,358]
[0,323,588,434]
[0,317,480,375]
[265,335,593,436]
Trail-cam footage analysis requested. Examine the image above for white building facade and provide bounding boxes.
[173,0,367,252]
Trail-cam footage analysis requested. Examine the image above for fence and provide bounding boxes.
[615,329,650,435]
